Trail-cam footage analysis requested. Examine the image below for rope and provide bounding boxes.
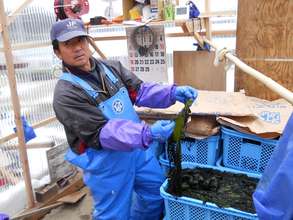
[214,47,234,71]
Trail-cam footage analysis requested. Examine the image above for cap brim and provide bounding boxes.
[57,31,89,42]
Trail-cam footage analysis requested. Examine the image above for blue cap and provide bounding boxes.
[50,18,88,42]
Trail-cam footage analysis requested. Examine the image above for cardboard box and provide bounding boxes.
[217,97,293,138]
[46,143,75,182]
[173,51,226,91]
[135,91,255,138]
[135,90,255,117]
[123,0,159,20]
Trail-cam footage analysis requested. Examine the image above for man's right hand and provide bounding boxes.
[150,120,175,143]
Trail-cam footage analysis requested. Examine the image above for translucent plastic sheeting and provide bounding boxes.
[0,0,64,199]
[0,120,66,192]
[2,0,56,46]
[0,47,62,194]
[0,47,57,136]
[0,138,23,192]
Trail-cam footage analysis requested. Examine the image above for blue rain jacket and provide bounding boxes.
[253,113,293,220]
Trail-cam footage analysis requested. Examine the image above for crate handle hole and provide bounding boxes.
[243,138,261,146]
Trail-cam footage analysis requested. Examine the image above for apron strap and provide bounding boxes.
[60,72,99,99]
[100,63,118,84]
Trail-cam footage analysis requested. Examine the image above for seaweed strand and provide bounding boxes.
[167,100,192,196]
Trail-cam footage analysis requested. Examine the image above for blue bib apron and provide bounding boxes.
[60,63,164,220]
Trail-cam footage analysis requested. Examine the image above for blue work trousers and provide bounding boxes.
[82,148,165,220]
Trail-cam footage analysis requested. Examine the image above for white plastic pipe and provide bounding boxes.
[204,38,293,105]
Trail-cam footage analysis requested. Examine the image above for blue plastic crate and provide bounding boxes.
[165,135,220,165]
[216,156,262,179]
[159,153,173,175]
[160,162,259,220]
[221,127,278,174]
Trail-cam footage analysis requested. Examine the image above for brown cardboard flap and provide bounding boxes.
[190,91,255,116]
[135,90,255,118]
[217,97,293,138]
[185,115,220,139]
[135,102,184,119]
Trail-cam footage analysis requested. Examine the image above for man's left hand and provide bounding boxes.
[175,86,198,103]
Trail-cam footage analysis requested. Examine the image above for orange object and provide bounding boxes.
[112,15,124,23]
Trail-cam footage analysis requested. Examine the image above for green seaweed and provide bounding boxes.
[167,99,193,196]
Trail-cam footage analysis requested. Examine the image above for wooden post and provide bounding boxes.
[88,37,107,59]
[0,0,34,208]
[0,0,33,33]
[204,0,212,40]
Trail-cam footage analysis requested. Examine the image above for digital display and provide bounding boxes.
[176,7,187,15]
[174,6,189,20]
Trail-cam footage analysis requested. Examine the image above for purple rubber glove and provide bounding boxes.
[99,119,152,151]
[150,120,175,143]
[175,86,198,103]
[136,83,176,108]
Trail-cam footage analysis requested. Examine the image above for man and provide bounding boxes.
[51,18,197,220]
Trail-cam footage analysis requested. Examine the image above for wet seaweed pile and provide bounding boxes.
[167,141,182,196]
[167,167,258,213]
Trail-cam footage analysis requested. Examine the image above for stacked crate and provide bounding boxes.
[159,127,279,220]
[160,163,259,220]
[159,135,220,175]
[220,127,278,175]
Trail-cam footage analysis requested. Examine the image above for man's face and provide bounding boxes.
[55,36,91,71]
